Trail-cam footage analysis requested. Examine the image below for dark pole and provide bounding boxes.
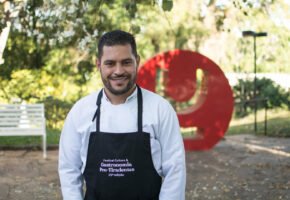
[264,99,268,135]
[253,35,257,133]
[242,30,267,134]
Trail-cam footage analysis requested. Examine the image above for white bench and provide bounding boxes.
[0,104,47,158]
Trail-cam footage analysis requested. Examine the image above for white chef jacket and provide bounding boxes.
[58,87,186,200]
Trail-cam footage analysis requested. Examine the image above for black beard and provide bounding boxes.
[102,74,136,96]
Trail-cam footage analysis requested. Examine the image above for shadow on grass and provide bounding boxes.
[227,116,290,137]
[0,128,60,149]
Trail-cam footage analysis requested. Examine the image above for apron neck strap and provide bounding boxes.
[92,85,143,133]
[95,89,103,132]
[137,85,143,133]
[91,89,103,126]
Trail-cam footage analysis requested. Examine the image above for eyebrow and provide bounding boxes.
[122,58,134,62]
[103,60,115,64]
[103,58,133,63]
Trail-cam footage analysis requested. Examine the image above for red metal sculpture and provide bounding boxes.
[137,49,234,150]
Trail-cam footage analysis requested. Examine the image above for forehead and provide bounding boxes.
[101,44,134,60]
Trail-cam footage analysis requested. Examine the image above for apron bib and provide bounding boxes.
[83,86,162,200]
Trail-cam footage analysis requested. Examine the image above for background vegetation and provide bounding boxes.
[0,0,289,146]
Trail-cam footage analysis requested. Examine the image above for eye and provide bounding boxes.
[104,61,115,67]
[122,59,133,66]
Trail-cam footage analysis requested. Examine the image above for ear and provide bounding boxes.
[96,58,101,70]
[136,55,140,69]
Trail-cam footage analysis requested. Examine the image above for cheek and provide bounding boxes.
[100,67,112,77]
[128,66,138,74]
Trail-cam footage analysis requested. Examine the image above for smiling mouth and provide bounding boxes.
[109,77,129,87]
[110,77,127,80]
[109,76,129,81]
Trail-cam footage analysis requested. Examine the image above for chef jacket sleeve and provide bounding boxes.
[58,105,84,200]
[158,101,186,200]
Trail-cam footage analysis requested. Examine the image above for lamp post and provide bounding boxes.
[242,30,267,133]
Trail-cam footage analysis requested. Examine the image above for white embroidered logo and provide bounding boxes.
[99,159,135,177]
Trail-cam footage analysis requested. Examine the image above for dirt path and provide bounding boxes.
[186,135,290,200]
[0,134,289,200]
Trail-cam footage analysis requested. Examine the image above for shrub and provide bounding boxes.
[41,97,73,130]
[233,77,289,117]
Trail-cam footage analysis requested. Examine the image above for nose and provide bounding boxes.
[114,63,125,75]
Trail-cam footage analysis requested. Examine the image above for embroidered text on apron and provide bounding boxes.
[83,86,162,200]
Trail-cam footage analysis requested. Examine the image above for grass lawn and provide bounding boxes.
[227,108,290,137]
[0,128,60,148]
[0,109,289,148]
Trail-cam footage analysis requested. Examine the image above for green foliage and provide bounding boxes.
[233,77,289,117]
[162,0,173,11]
[0,3,6,31]
[0,0,175,79]
[258,79,289,108]
[0,69,45,102]
[1,0,290,132]
[41,97,72,130]
[1,69,67,102]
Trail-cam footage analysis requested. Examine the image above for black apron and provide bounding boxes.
[83,86,162,200]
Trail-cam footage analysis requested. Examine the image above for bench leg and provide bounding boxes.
[42,134,47,159]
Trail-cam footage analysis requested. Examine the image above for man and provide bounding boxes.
[58,30,186,200]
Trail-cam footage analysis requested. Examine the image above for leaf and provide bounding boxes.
[131,25,141,34]
[162,0,173,11]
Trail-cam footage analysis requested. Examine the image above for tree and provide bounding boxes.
[0,0,178,77]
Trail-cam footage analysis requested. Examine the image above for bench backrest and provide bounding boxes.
[0,104,46,136]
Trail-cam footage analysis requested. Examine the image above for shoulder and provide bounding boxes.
[74,90,100,109]
[140,87,174,111]
[141,87,166,102]
[68,90,101,118]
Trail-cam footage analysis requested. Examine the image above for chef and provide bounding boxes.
[58,30,186,200]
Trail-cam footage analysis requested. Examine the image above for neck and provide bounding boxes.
[104,85,136,105]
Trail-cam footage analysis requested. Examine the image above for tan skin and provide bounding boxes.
[97,44,140,105]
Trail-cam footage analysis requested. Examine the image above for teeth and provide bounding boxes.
[111,77,126,80]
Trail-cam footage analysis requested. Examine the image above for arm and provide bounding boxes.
[58,106,84,200]
[158,102,186,200]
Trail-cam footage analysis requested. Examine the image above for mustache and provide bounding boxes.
[109,74,130,79]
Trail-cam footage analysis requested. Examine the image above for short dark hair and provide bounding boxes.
[98,30,138,59]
